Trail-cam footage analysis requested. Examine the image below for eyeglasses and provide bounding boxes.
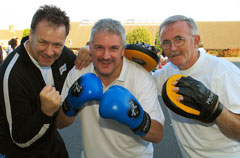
[160,36,193,50]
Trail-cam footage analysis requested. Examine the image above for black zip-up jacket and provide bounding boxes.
[0,36,76,158]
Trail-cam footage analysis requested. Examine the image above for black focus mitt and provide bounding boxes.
[125,44,159,72]
[162,74,223,123]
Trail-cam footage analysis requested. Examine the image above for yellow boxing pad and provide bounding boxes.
[125,44,160,72]
[162,74,200,118]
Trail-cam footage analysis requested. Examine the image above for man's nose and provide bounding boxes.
[102,49,111,59]
[170,42,178,51]
[45,44,54,56]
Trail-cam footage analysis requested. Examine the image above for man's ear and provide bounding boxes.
[89,44,93,56]
[193,35,200,48]
[29,30,33,42]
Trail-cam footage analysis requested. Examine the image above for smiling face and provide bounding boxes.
[160,20,200,70]
[28,20,66,67]
[90,31,124,82]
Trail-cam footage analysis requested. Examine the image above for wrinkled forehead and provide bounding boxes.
[160,21,191,40]
[92,32,123,45]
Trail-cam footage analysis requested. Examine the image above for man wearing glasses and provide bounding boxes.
[153,15,240,158]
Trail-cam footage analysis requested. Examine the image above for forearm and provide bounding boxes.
[11,109,53,148]
[55,108,76,129]
[142,120,163,143]
[215,107,240,141]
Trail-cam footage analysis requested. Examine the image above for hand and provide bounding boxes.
[175,76,223,123]
[74,46,92,70]
[162,75,223,123]
[99,85,151,136]
[40,85,61,117]
[62,73,103,116]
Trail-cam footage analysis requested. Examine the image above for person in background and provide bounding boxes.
[148,45,156,53]
[0,4,90,158]
[158,51,168,69]
[5,38,18,55]
[56,18,165,158]
[153,15,240,158]
[85,41,90,46]
[15,37,20,46]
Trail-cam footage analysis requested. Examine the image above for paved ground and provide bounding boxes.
[59,60,240,158]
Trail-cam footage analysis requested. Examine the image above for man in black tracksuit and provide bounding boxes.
[0,5,77,158]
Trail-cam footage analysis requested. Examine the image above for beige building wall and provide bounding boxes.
[1,21,240,50]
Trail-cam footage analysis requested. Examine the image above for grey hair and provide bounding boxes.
[159,15,199,38]
[90,18,126,46]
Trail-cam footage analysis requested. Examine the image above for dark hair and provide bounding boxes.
[9,38,17,49]
[162,51,166,57]
[86,41,90,46]
[148,45,156,53]
[30,5,70,36]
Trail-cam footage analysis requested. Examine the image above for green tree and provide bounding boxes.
[154,31,161,51]
[126,27,152,45]
[22,28,30,38]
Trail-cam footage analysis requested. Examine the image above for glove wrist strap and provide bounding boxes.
[207,102,223,123]
[132,112,151,136]
[62,99,79,117]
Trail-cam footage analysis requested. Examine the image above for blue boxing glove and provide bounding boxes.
[99,85,151,136]
[62,73,103,116]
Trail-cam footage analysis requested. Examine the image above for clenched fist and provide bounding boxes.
[40,85,62,116]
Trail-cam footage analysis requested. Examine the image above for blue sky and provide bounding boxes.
[1,0,240,30]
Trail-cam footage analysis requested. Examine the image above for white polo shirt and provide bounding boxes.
[61,57,165,158]
[153,48,240,158]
